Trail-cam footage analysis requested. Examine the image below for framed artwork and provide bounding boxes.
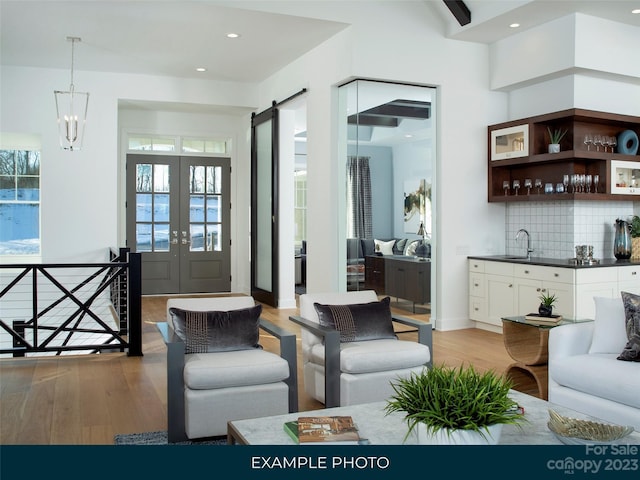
[404,179,427,234]
[490,124,529,161]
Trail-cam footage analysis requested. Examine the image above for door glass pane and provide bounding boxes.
[153,193,170,222]
[207,224,221,251]
[190,224,205,252]
[136,164,152,192]
[136,193,152,222]
[154,224,169,251]
[190,195,204,222]
[206,166,221,194]
[206,195,220,222]
[190,166,205,193]
[256,121,273,292]
[154,164,169,192]
[136,223,152,251]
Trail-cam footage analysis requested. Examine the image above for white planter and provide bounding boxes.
[548,143,560,153]
[415,423,503,445]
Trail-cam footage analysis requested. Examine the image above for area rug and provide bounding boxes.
[114,431,226,445]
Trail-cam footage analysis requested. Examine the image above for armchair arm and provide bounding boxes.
[549,322,594,362]
[259,318,299,412]
[156,322,187,443]
[289,315,341,408]
[392,315,433,368]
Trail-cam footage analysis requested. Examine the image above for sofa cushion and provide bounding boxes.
[588,297,627,354]
[374,238,395,255]
[618,291,640,362]
[169,304,262,353]
[184,349,289,390]
[394,238,407,255]
[314,296,396,343]
[308,339,430,374]
[550,353,640,409]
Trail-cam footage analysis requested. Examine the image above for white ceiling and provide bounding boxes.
[1,1,638,83]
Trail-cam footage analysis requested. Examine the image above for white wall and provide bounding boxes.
[255,1,500,330]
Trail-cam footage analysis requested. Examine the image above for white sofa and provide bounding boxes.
[548,296,640,430]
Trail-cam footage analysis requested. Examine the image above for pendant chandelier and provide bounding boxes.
[54,37,89,151]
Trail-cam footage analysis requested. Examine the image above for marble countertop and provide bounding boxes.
[468,255,640,269]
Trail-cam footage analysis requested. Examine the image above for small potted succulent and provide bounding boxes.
[538,291,558,317]
[547,127,567,153]
[385,364,525,445]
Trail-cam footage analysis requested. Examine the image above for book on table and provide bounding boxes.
[283,416,362,444]
[524,313,563,325]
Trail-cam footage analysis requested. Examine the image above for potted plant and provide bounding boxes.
[631,215,640,260]
[547,127,567,153]
[538,291,557,317]
[385,364,525,445]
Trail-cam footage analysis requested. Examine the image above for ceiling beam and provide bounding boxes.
[443,0,471,26]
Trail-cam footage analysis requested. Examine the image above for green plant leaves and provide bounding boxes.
[385,364,525,441]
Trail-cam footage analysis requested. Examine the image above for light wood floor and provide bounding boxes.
[0,294,512,445]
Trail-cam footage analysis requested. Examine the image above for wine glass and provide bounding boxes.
[584,133,593,151]
[534,178,542,194]
[524,178,532,195]
[585,174,592,193]
[503,180,510,196]
[610,136,617,154]
[563,174,569,194]
[512,179,520,196]
[570,174,577,193]
[593,134,602,152]
[593,174,599,193]
[602,136,611,153]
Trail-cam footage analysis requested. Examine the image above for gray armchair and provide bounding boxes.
[157,296,298,442]
[289,290,432,408]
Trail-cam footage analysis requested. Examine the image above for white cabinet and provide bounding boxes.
[618,265,640,295]
[468,259,640,330]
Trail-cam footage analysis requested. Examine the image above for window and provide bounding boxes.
[0,148,41,255]
[294,168,307,249]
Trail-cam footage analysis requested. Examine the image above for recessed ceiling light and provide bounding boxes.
[509,23,520,28]
[632,9,640,14]
[196,67,207,72]
[226,33,240,38]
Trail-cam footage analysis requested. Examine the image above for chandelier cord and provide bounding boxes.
[69,38,76,93]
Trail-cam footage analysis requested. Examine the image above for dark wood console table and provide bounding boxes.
[365,255,430,310]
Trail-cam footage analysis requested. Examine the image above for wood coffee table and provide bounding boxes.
[227,390,640,445]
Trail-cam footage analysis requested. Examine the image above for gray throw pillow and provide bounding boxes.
[313,296,396,343]
[618,291,640,362]
[169,304,262,354]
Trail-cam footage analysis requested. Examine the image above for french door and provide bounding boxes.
[126,154,231,294]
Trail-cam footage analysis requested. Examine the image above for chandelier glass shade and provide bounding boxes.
[54,37,89,151]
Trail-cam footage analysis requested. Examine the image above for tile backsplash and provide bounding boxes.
[506,201,637,260]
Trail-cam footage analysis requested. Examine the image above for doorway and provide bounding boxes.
[126,154,231,294]
[339,79,436,315]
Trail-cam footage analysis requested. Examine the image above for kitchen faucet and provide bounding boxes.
[515,228,533,259]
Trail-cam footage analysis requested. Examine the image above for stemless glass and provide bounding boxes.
[503,180,510,196]
[584,133,593,151]
[524,178,532,195]
[512,179,520,196]
[534,178,542,194]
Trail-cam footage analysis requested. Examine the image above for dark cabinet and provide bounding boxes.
[384,257,431,306]
[364,255,385,293]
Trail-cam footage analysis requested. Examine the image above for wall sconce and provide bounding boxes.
[54,37,89,151]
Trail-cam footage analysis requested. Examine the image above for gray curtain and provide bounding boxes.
[347,156,372,239]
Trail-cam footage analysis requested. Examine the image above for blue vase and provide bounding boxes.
[614,219,632,260]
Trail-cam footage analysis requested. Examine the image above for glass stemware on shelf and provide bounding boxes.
[585,174,592,193]
[593,174,599,193]
[584,133,593,151]
[593,134,603,152]
[524,178,532,195]
[534,178,542,194]
[563,175,569,194]
[503,180,509,196]
[512,179,520,196]
[610,136,617,153]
